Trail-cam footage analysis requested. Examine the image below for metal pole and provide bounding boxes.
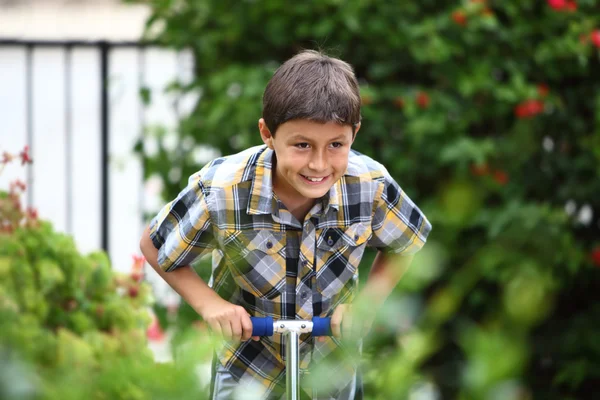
[100,41,109,254]
[285,331,300,400]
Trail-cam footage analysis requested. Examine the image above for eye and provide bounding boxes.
[295,143,310,149]
[330,142,343,149]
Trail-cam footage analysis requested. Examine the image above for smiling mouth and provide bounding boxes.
[300,174,329,183]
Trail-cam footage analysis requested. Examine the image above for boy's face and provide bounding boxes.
[259,118,359,204]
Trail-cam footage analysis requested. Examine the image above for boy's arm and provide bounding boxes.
[140,225,257,341]
[329,250,413,340]
[140,225,221,315]
[357,250,413,308]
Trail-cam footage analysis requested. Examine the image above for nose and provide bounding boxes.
[308,149,327,172]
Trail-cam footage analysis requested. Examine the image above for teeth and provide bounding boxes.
[304,175,325,182]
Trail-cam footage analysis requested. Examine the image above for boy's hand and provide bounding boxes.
[199,296,259,342]
[325,303,374,343]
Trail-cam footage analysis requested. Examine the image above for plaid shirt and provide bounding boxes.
[150,145,431,398]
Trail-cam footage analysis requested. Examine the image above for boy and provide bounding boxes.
[140,50,431,400]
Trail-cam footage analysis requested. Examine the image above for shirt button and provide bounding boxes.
[302,260,308,267]
[300,291,309,300]
[266,241,273,249]
[354,234,360,241]
[327,238,334,246]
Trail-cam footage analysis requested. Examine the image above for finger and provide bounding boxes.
[330,308,344,339]
[230,319,242,342]
[240,313,253,342]
[208,320,223,338]
[252,336,260,341]
[342,308,354,340]
[221,319,233,340]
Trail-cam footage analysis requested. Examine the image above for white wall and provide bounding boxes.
[0,1,195,279]
[0,0,151,41]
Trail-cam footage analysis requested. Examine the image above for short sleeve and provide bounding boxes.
[367,173,432,256]
[149,173,215,272]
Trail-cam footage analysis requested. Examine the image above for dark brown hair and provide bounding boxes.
[262,50,361,136]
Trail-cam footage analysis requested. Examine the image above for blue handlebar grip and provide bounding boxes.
[250,316,274,336]
[312,317,332,336]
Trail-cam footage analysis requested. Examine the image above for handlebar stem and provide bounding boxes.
[273,320,314,335]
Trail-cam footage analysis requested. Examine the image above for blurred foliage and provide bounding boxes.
[128,0,600,398]
[0,149,212,400]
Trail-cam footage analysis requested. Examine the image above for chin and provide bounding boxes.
[302,188,330,199]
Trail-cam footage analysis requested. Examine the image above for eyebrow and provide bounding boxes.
[289,134,348,142]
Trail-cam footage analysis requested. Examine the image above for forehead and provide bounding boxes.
[276,119,353,141]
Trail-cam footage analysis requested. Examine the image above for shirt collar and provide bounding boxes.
[322,178,341,215]
[247,146,274,215]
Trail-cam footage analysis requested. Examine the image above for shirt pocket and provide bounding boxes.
[315,222,372,299]
[222,229,286,300]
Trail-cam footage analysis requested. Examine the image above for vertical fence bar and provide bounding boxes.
[137,45,146,277]
[138,45,146,232]
[25,43,34,209]
[64,44,73,234]
[100,41,110,254]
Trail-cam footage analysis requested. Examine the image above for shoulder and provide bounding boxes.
[346,149,389,182]
[189,145,267,190]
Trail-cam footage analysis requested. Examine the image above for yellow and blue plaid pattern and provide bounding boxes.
[150,144,431,397]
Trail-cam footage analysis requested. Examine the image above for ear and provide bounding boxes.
[258,118,274,149]
[351,122,361,144]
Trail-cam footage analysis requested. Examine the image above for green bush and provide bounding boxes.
[130,1,600,398]
[0,148,212,400]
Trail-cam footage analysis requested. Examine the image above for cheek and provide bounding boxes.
[332,155,349,173]
[279,159,300,176]
[286,152,308,168]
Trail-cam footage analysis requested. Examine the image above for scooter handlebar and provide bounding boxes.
[250,316,274,336]
[250,317,331,337]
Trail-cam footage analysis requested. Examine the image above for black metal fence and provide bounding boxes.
[0,39,153,254]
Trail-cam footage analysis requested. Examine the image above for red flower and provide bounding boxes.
[132,254,146,269]
[592,247,600,267]
[548,0,567,9]
[537,84,550,97]
[452,11,467,26]
[493,170,509,185]
[547,0,577,11]
[591,30,600,48]
[19,145,32,165]
[147,316,165,341]
[26,207,38,220]
[416,92,430,109]
[9,180,26,193]
[515,100,544,119]
[128,286,139,298]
